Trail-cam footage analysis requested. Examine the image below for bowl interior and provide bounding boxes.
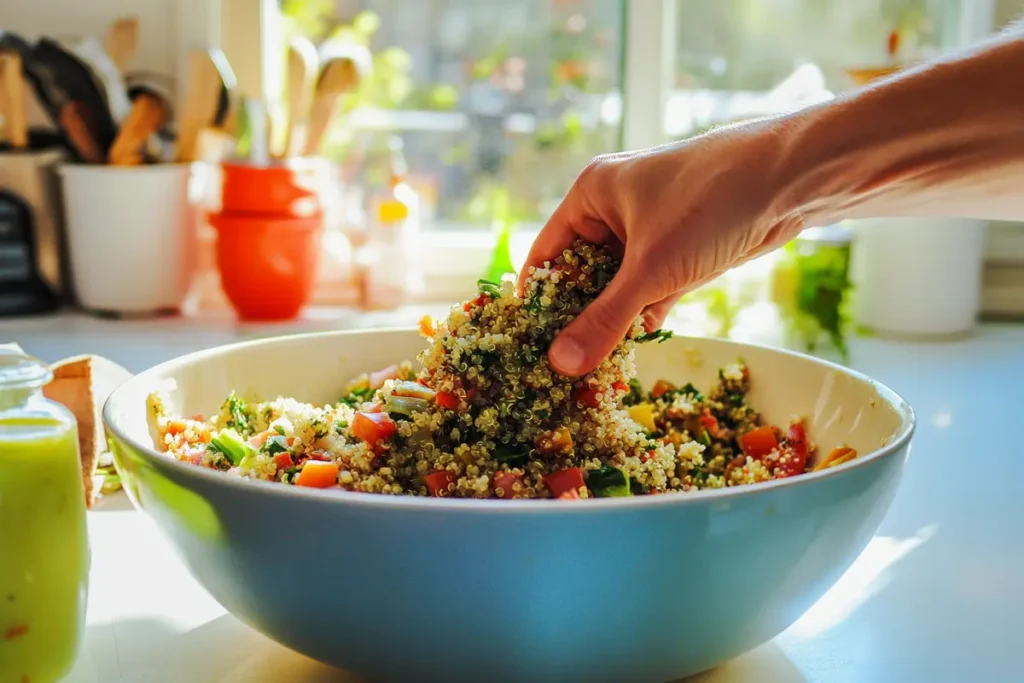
[106,329,911,473]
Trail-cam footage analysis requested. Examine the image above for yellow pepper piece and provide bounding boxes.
[629,403,657,433]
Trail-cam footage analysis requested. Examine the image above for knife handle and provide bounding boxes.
[60,101,105,163]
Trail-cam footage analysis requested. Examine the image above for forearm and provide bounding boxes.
[780,20,1024,225]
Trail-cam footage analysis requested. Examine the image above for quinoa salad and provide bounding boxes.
[147,240,859,500]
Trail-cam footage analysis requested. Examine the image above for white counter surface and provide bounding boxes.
[3,312,1022,683]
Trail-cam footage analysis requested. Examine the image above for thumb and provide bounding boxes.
[548,270,647,377]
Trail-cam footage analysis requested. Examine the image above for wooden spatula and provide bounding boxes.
[284,36,318,158]
[104,17,139,71]
[302,52,365,157]
[108,92,168,165]
[0,51,28,148]
[176,49,232,162]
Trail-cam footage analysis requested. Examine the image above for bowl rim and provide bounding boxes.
[103,327,916,515]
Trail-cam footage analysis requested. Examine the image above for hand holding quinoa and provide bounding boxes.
[148,241,858,500]
[526,21,1024,377]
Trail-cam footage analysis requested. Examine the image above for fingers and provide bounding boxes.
[641,292,683,331]
[549,267,648,376]
[517,198,612,294]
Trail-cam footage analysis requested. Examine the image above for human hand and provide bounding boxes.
[520,120,807,377]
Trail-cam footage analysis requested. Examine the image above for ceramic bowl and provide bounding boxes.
[103,330,914,683]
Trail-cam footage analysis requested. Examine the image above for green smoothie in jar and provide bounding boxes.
[0,350,89,683]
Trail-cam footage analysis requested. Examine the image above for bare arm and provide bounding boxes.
[781,19,1024,225]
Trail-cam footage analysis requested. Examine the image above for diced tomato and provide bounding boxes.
[612,381,628,394]
[651,380,675,398]
[558,488,581,500]
[417,377,431,387]
[640,450,655,463]
[351,411,396,446]
[786,421,808,459]
[426,470,457,497]
[739,425,779,458]
[191,413,206,422]
[774,421,810,477]
[295,460,339,488]
[473,293,489,306]
[544,467,585,498]
[369,364,401,389]
[305,449,331,461]
[493,471,521,499]
[274,452,294,470]
[699,409,720,437]
[572,387,601,409]
[436,391,461,410]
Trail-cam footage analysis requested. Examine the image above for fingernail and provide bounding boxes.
[551,335,586,375]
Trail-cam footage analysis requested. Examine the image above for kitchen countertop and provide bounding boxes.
[3,311,1022,683]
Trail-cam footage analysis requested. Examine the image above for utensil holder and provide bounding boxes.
[59,163,201,316]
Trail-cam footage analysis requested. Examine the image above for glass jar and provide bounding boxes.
[0,350,89,683]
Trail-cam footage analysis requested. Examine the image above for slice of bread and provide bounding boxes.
[41,355,133,507]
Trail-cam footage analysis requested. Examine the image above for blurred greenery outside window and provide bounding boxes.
[280,0,983,359]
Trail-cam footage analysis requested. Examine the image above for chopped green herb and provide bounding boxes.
[727,393,745,407]
[586,465,631,497]
[273,424,286,436]
[477,279,502,297]
[262,435,289,455]
[338,385,374,407]
[493,443,530,468]
[208,428,249,465]
[335,419,348,432]
[623,378,644,406]
[636,328,674,344]
[697,429,712,447]
[224,392,249,432]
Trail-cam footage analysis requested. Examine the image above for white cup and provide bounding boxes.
[59,163,202,315]
[851,217,986,337]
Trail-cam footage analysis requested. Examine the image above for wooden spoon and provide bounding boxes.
[284,36,318,158]
[176,49,233,162]
[302,52,365,157]
[103,17,139,72]
[108,92,169,165]
[0,51,28,148]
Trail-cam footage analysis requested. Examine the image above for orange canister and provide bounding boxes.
[210,161,326,321]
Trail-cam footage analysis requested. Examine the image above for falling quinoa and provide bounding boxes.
[147,240,858,499]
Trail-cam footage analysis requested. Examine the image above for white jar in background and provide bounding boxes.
[59,163,200,315]
[850,217,986,337]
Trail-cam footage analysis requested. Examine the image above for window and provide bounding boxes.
[274,0,995,304]
[665,0,980,141]
[285,0,624,231]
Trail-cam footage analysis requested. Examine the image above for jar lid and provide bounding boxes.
[0,348,52,390]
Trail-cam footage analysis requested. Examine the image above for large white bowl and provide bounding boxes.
[104,329,914,683]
